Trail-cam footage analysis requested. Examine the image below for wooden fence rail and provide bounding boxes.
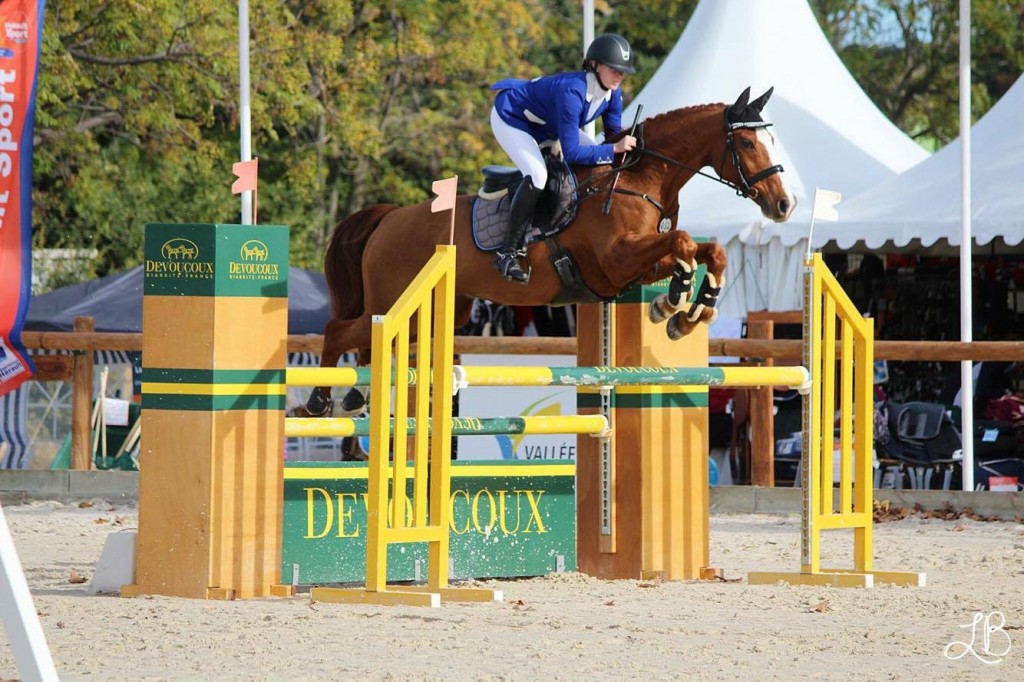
[22,329,1024,362]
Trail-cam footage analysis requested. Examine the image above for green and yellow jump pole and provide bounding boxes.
[124,223,293,600]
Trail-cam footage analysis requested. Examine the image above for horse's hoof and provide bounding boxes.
[649,296,670,324]
[332,402,365,418]
[666,313,684,340]
[337,388,368,416]
[341,436,369,462]
[287,405,312,418]
[666,312,698,340]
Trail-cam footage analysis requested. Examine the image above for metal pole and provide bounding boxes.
[239,0,253,225]
[958,0,973,490]
[583,0,596,139]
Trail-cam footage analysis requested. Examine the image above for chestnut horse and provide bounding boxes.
[302,87,795,416]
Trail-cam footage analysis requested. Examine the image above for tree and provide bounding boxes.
[31,1,1024,278]
[812,0,1024,146]
[34,0,544,272]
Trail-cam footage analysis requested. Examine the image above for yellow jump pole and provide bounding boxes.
[310,245,501,607]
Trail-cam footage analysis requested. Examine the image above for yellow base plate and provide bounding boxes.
[311,585,503,608]
[748,569,926,588]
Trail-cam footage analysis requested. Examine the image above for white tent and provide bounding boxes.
[824,73,1024,250]
[624,0,928,315]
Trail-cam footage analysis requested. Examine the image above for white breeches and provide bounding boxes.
[490,107,598,190]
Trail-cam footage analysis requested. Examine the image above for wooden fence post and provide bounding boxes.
[70,317,95,470]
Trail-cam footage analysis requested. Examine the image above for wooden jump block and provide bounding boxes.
[132,223,291,600]
[577,281,719,582]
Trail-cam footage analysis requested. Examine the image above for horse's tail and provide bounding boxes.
[324,204,399,320]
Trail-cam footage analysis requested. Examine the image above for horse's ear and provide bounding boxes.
[750,87,774,113]
[733,87,751,111]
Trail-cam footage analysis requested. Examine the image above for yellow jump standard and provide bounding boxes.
[310,246,501,607]
[748,256,925,588]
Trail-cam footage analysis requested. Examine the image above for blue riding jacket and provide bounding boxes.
[491,71,623,166]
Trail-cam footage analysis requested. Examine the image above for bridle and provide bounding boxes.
[574,107,785,224]
[640,112,784,200]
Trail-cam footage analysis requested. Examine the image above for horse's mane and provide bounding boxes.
[604,102,726,143]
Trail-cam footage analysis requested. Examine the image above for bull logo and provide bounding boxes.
[240,240,269,261]
[160,238,199,260]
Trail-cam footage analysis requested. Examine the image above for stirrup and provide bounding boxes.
[494,250,530,283]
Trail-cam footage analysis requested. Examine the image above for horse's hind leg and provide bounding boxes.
[334,347,372,417]
[305,296,474,417]
[304,316,372,416]
[667,241,727,340]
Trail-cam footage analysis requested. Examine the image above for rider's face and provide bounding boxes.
[596,63,626,90]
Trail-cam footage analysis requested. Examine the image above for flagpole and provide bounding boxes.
[583,0,595,139]
[239,0,253,225]
[431,177,459,244]
[958,0,974,490]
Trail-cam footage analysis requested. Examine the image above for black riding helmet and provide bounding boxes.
[585,33,636,74]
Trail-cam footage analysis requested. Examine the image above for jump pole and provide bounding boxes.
[124,223,294,599]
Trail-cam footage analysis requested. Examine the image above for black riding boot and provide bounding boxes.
[493,177,542,284]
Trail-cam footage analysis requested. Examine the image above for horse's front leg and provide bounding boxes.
[666,241,728,340]
[630,231,703,327]
[602,231,700,325]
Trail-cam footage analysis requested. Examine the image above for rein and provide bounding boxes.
[571,112,785,229]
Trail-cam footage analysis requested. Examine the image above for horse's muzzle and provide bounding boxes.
[761,193,797,222]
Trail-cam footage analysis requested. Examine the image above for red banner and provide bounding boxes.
[0,0,44,396]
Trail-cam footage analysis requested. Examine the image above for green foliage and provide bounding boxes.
[32,0,1022,277]
[812,0,1024,145]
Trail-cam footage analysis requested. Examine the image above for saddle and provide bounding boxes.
[471,153,578,252]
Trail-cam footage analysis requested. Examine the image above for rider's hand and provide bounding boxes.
[613,135,637,155]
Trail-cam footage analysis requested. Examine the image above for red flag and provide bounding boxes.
[231,159,258,194]
[0,0,45,397]
[431,176,458,213]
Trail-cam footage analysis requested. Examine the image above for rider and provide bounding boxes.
[489,32,639,283]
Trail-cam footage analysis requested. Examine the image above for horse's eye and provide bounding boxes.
[741,139,755,150]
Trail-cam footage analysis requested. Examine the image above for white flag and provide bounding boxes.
[812,188,841,222]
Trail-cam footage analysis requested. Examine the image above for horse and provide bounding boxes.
[300,86,795,417]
